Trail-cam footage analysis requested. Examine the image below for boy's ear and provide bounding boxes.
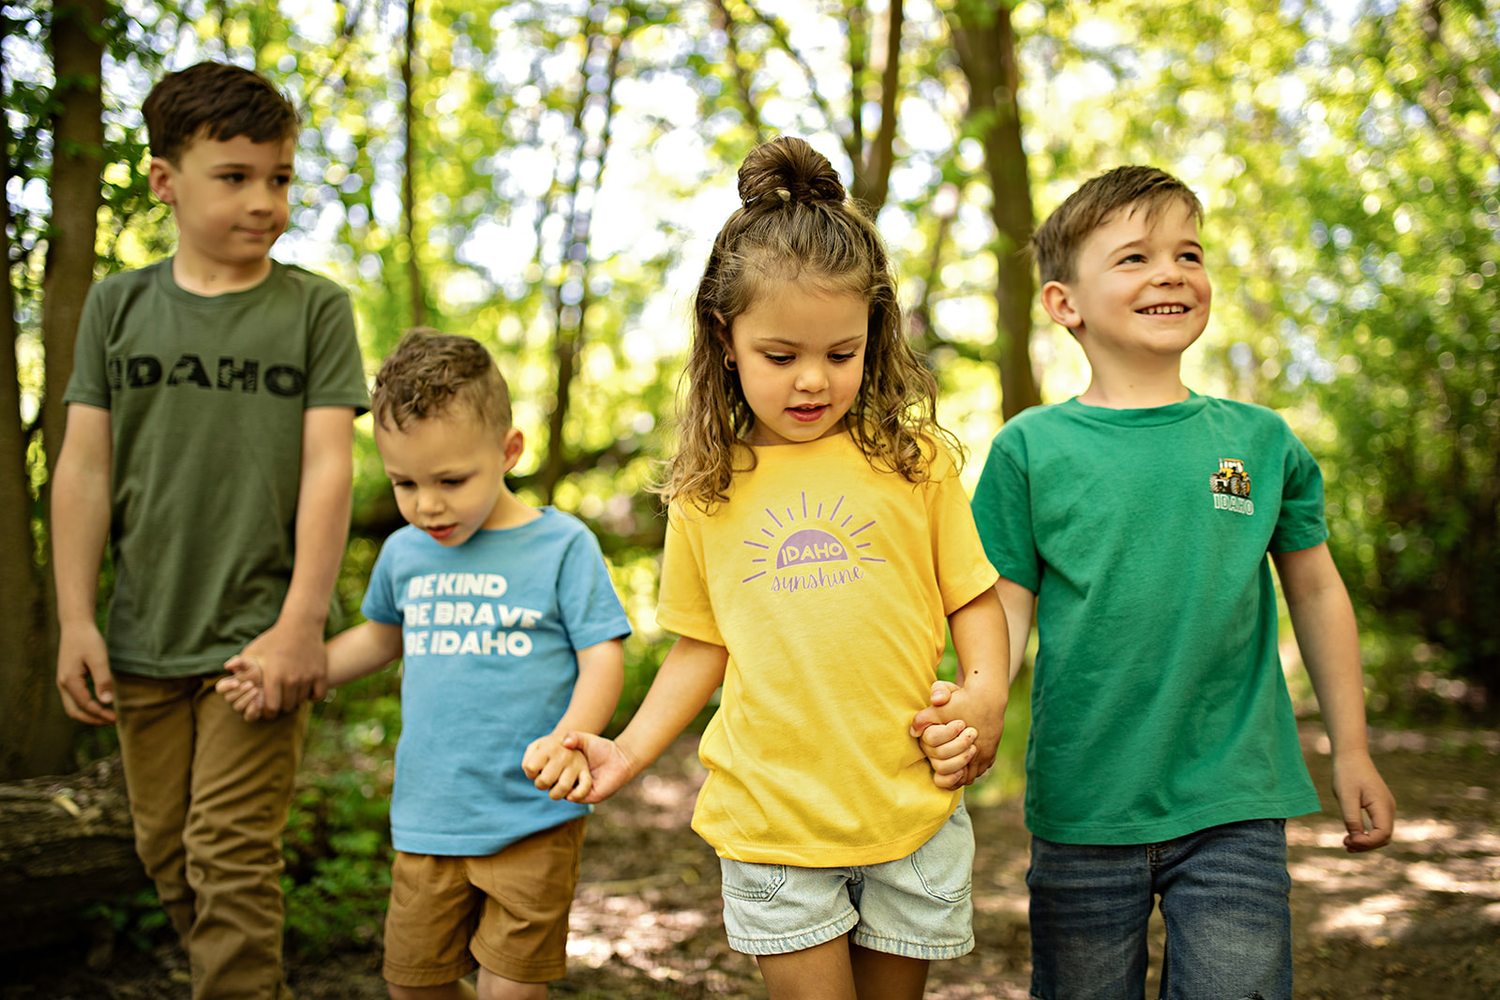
[1040,280,1082,331]
[500,427,525,472]
[147,157,178,205]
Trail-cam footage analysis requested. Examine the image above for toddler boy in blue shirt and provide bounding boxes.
[222,331,630,1000]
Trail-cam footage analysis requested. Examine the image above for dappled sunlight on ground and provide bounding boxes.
[6,724,1495,998]
[1290,725,1500,999]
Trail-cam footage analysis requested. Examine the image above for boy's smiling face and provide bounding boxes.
[1042,198,1211,361]
[375,410,526,547]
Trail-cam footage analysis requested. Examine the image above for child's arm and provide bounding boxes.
[219,620,402,721]
[52,404,118,725]
[1273,542,1395,853]
[914,578,1035,786]
[238,407,355,718]
[910,585,1015,788]
[522,637,626,801]
[558,635,728,804]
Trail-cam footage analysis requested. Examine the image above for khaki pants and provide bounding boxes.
[115,672,308,1000]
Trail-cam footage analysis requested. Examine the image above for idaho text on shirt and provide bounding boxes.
[401,572,542,657]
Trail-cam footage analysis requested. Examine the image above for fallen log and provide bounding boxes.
[0,754,148,955]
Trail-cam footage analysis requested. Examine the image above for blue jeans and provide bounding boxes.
[1027,819,1292,1000]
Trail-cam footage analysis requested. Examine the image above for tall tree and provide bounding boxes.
[949,0,1040,419]
[2,0,109,779]
[402,0,427,327]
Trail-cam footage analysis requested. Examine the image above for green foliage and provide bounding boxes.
[80,886,174,953]
[280,669,402,957]
[1018,0,1500,717]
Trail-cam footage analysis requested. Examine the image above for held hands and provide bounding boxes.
[217,655,269,721]
[1331,751,1397,853]
[911,680,1004,789]
[239,618,327,718]
[57,621,117,725]
[521,735,596,802]
[527,732,639,805]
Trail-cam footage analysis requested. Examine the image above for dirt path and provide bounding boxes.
[5,724,1497,999]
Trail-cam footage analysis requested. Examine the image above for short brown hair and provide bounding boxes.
[1032,166,1204,286]
[143,62,300,164]
[371,331,513,436]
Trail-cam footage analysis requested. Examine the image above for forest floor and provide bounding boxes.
[4,722,1498,1000]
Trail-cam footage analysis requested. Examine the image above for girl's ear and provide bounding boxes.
[712,310,736,362]
[1040,280,1082,331]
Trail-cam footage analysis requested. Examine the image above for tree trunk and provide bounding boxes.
[950,0,1041,420]
[3,0,106,781]
[850,0,903,212]
[540,21,623,505]
[402,0,426,327]
[0,755,146,955]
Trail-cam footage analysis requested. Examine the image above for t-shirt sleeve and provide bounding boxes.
[556,526,632,650]
[927,451,999,615]
[303,281,369,413]
[971,426,1041,593]
[655,505,724,645]
[1270,429,1330,554]
[63,283,112,410]
[360,538,402,625]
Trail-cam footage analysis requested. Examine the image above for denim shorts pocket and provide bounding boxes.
[909,809,974,904]
[719,861,787,903]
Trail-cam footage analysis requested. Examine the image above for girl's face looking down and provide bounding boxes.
[728,280,868,447]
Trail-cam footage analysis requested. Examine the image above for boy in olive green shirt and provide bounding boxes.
[52,62,366,999]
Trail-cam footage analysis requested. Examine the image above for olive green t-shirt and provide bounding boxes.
[63,260,368,677]
[971,393,1325,845]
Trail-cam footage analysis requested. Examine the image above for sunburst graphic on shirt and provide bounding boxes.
[740,491,885,594]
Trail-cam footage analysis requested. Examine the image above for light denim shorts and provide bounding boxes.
[718,802,974,959]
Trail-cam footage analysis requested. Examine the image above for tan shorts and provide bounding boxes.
[381,817,587,986]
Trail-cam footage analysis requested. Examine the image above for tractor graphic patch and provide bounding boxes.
[1210,458,1255,515]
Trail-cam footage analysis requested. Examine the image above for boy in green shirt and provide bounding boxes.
[51,62,367,999]
[926,165,1395,998]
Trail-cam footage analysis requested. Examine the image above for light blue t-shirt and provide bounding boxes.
[362,507,631,855]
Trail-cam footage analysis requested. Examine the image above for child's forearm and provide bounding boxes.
[613,635,728,778]
[1275,546,1370,758]
[994,577,1035,684]
[277,407,356,630]
[52,405,113,626]
[325,621,403,688]
[550,638,625,737]
[948,587,1011,706]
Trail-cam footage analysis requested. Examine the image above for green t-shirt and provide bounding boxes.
[972,392,1325,844]
[63,260,369,677]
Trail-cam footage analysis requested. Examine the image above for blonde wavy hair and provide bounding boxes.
[661,137,961,510]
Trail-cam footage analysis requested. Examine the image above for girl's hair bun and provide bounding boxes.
[738,136,846,209]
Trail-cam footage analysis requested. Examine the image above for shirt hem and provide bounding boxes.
[393,808,591,856]
[1025,794,1323,846]
[702,797,960,868]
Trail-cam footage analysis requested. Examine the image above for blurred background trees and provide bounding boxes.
[5,0,1497,790]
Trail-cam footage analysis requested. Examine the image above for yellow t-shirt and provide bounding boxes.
[658,432,998,866]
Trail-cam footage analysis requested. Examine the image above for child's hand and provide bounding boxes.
[556,732,639,804]
[913,683,981,789]
[56,621,117,726]
[238,618,328,718]
[911,680,1004,787]
[522,735,596,802]
[217,654,268,722]
[1331,751,1396,853]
